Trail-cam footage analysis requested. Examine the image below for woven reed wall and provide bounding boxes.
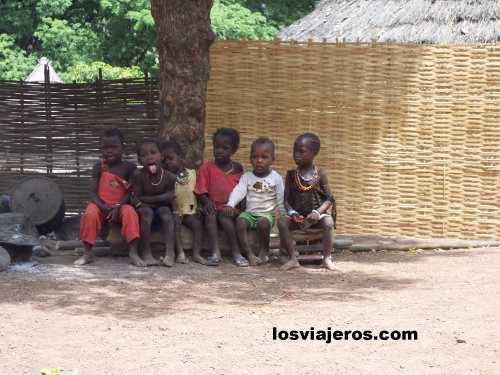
[0,41,498,239]
[205,41,500,239]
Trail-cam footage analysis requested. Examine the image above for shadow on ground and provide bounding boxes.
[1,248,494,320]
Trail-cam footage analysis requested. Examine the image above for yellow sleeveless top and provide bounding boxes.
[175,169,197,216]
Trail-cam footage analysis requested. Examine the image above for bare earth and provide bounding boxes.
[1,248,499,375]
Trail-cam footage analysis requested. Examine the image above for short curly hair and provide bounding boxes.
[212,128,240,151]
[295,132,321,155]
[136,138,161,157]
[103,128,125,144]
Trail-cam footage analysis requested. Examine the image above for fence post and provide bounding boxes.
[44,63,53,175]
[73,80,80,179]
[145,70,154,119]
[20,80,25,174]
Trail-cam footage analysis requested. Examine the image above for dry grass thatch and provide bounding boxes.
[278,0,500,43]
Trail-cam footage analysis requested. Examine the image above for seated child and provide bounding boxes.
[131,139,177,267]
[75,128,142,266]
[278,133,338,271]
[194,128,245,266]
[223,137,285,266]
[162,140,205,265]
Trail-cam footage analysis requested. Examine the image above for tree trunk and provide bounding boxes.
[151,0,215,169]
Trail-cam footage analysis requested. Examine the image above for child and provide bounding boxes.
[162,140,205,265]
[194,128,246,266]
[131,139,177,267]
[278,133,338,271]
[75,128,142,266]
[223,137,285,266]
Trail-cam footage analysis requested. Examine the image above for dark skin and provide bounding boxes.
[163,148,205,265]
[196,134,245,265]
[74,135,143,267]
[223,143,275,266]
[131,142,176,267]
[278,138,337,271]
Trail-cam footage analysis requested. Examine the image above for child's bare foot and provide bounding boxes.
[162,250,175,267]
[323,257,340,271]
[129,253,147,267]
[280,258,300,271]
[192,253,207,265]
[143,253,159,266]
[74,252,94,266]
[247,253,262,266]
[176,251,188,264]
[258,253,269,264]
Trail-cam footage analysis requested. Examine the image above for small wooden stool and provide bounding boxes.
[281,227,334,263]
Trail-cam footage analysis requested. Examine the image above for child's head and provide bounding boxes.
[137,138,162,171]
[293,133,320,167]
[212,128,240,164]
[250,137,275,176]
[101,128,125,165]
[161,140,184,174]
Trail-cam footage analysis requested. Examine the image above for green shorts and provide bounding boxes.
[238,211,275,229]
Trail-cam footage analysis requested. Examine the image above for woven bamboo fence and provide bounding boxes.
[205,41,500,239]
[0,41,499,239]
[0,77,158,211]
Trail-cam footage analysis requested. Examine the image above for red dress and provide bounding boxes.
[195,160,242,212]
[80,162,140,245]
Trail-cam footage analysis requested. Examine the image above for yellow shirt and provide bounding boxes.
[175,169,197,216]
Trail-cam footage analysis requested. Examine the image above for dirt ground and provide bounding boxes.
[1,247,499,375]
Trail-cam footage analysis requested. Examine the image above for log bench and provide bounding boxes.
[106,224,351,261]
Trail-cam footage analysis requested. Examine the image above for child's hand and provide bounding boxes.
[306,210,321,223]
[107,205,121,223]
[203,200,216,216]
[222,206,235,217]
[291,214,305,223]
[130,194,142,209]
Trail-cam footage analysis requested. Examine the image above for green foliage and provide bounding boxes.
[0,34,36,80]
[0,0,317,82]
[243,1,318,29]
[212,0,278,40]
[34,18,99,72]
[62,61,143,82]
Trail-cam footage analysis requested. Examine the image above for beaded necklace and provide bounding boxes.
[294,166,319,192]
[150,167,164,187]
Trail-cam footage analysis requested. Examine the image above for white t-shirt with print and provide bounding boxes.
[227,170,285,215]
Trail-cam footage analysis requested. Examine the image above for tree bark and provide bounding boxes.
[151,0,215,169]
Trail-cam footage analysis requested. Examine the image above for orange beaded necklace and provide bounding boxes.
[294,167,319,192]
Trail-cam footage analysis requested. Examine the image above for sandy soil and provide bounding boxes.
[0,247,499,375]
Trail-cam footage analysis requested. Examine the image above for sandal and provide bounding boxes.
[233,255,249,267]
[206,254,221,266]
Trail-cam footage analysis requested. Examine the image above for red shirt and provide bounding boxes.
[195,160,242,211]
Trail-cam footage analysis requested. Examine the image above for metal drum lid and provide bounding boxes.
[10,176,64,227]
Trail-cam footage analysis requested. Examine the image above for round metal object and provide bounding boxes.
[10,177,65,234]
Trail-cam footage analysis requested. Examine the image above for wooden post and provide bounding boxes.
[44,64,53,175]
[20,80,25,175]
[73,80,81,179]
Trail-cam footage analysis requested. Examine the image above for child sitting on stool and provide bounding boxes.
[131,139,176,267]
[76,128,141,266]
[162,140,205,265]
[223,137,285,266]
[278,133,338,271]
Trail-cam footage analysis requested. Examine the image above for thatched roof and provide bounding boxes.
[278,0,500,43]
[25,57,63,83]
